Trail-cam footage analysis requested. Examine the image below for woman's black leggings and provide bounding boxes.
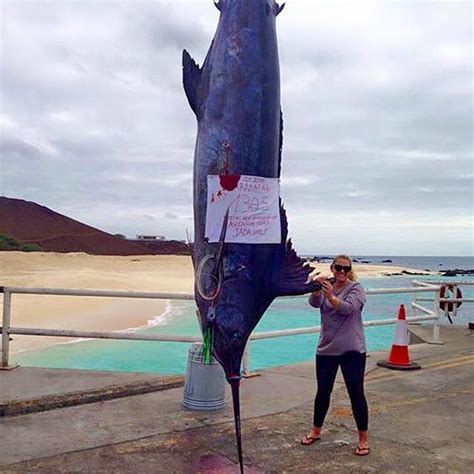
[313,351,368,431]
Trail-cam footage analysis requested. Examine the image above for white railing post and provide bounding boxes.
[242,341,251,377]
[452,284,459,319]
[431,286,443,344]
[412,282,418,318]
[1,288,13,368]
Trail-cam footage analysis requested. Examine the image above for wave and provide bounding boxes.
[147,300,176,328]
[15,301,180,355]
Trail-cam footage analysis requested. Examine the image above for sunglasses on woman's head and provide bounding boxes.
[334,264,352,273]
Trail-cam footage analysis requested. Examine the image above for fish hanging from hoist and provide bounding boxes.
[182,0,321,471]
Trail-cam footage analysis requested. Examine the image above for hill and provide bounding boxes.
[0,197,190,256]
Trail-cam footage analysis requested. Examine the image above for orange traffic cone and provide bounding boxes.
[377,305,421,370]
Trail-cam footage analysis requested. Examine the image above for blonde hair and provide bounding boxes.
[332,254,357,281]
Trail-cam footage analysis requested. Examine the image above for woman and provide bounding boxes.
[301,255,370,456]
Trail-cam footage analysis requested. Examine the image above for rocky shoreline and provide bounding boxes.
[378,268,474,277]
[438,269,474,277]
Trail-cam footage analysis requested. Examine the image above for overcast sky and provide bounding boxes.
[1,0,472,256]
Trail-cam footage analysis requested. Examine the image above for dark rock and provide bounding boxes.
[401,270,428,276]
[440,270,458,277]
[439,268,474,276]
[382,259,393,263]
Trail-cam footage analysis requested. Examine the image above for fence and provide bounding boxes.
[1,280,473,374]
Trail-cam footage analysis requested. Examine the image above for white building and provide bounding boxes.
[135,235,166,241]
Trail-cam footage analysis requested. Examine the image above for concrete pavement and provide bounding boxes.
[0,367,184,416]
[0,325,472,473]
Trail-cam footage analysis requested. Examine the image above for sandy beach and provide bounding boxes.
[0,252,431,354]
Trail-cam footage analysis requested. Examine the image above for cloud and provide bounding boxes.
[1,0,472,255]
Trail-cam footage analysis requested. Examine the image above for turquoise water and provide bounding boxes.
[14,272,473,374]
[309,255,473,272]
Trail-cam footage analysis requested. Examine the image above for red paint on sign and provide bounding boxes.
[220,175,241,191]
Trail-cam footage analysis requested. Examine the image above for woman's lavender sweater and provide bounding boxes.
[309,281,367,355]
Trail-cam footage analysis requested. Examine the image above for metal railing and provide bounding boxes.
[1,280,472,373]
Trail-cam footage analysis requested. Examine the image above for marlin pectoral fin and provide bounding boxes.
[182,49,202,115]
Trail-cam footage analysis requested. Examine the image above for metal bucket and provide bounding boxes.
[182,342,226,410]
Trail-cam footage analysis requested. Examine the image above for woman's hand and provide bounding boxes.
[311,275,328,294]
[321,279,333,298]
[321,279,340,308]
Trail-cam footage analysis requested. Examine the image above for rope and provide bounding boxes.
[196,254,222,301]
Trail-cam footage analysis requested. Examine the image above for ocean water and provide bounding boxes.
[13,256,473,374]
[309,255,474,272]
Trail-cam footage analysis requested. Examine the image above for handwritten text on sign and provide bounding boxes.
[205,175,281,244]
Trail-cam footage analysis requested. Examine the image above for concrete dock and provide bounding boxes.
[0,325,472,473]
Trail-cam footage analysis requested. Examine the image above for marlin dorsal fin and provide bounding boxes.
[182,49,202,116]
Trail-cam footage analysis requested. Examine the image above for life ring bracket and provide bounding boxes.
[439,284,462,323]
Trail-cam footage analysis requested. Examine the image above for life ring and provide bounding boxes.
[439,284,462,313]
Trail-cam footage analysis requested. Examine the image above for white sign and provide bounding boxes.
[205,175,281,244]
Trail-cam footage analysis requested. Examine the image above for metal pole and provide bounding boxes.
[4,287,195,300]
[452,284,459,319]
[9,327,201,342]
[242,341,260,378]
[431,286,443,344]
[7,314,436,342]
[2,289,11,368]
[412,281,418,318]
[242,341,251,377]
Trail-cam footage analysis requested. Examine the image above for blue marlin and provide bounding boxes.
[183,0,320,470]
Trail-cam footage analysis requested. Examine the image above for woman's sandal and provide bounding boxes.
[300,434,321,446]
[354,446,370,456]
